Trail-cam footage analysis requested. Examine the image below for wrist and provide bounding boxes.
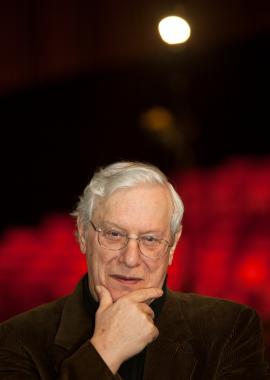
[89,337,122,374]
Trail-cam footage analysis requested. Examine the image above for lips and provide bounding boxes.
[110,274,143,285]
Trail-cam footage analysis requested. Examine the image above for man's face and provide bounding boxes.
[79,184,180,302]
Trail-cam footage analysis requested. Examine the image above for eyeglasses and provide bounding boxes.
[90,220,172,260]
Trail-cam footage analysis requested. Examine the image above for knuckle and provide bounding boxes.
[146,325,159,342]
[152,326,159,340]
[142,313,149,323]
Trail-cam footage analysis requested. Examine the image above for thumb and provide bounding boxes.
[96,285,113,311]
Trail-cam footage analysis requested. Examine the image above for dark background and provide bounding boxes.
[1,0,269,232]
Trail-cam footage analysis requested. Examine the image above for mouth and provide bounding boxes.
[110,274,143,285]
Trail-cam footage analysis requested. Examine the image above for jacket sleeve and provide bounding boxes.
[217,307,270,380]
[0,323,122,380]
[59,341,122,380]
[0,323,40,380]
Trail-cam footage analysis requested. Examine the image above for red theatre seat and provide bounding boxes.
[1,157,270,325]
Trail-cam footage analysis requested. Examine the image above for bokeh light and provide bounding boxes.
[158,16,191,45]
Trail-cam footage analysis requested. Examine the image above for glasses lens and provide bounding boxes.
[97,227,169,259]
[99,228,127,250]
[139,237,167,259]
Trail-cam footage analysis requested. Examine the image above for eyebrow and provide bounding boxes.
[101,220,163,236]
[101,220,124,229]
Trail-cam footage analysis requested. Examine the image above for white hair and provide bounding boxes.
[72,161,184,236]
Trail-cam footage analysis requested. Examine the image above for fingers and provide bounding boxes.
[96,285,113,311]
[139,303,155,319]
[125,287,163,304]
[152,326,159,342]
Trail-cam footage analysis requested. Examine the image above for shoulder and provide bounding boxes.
[168,289,250,314]
[0,296,68,347]
[159,292,269,377]
[166,289,261,339]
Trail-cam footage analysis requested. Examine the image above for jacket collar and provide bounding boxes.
[54,278,90,350]
[51,278,91,372]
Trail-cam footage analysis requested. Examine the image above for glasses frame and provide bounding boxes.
[90,220,172,260]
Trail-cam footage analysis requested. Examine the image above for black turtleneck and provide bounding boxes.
[82,275,167,380]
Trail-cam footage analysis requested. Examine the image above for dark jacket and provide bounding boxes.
[0,278,269,379]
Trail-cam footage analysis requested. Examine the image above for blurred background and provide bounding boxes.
[0,0,270,362]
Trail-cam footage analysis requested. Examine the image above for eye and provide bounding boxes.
[104,229,124,241]
[141,235,160,246]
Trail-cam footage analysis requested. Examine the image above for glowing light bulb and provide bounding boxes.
[158,16,191,45]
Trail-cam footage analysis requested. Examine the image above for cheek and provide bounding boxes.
[146,257,170,286]
[86,244,112,284]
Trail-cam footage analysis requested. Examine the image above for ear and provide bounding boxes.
[168,225,182,265]
[77,217,87,254]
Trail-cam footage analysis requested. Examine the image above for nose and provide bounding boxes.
[119,237,141,267]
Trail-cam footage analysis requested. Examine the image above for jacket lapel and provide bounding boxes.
[144,290,197,380]
[51,280,92,372]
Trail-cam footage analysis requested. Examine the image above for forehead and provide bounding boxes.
[93,184,173,231]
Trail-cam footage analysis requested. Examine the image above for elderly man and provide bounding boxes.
[0,161,269,379]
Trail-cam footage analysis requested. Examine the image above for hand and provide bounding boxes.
[90,285,163,374]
